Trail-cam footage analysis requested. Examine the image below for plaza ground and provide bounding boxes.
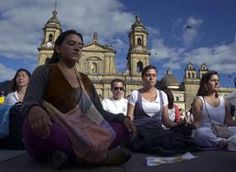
[0,149,235,172]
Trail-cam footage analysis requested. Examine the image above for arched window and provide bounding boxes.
[48,34,53,42]
[188,73,191,78]
[188,63,193,70]
[201,63,207,71]
[137,61,143,73]
[137,38,142,45]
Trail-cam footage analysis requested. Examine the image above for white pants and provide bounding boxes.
[193,126,236,148]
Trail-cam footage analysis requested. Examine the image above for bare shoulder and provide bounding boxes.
[193,96,202,104]
[192,96,203,110]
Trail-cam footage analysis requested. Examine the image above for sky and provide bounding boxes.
[0,0,236,88]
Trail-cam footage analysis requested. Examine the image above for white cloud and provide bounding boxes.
[112,38,127,52]
[0,0,135,80]
[147,26,160,37]
[184,41,236,73]
[0,0,235,86]
[0,0,134,61]
[111,38,129,72]
[150,38,185,69]
[182,16,203,47]
[150,33,236,74]
[57,0,133,38]
[0,63,15,81]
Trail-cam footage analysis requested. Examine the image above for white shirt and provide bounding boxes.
[102,97,128,115]
[128,89,168,117]
[4,91,19,105]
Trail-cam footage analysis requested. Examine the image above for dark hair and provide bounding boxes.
[141,65,157,77]
[161,86,174,109]
[9,68,31,92]
[110,79,125,89]
[197,70,219,97]
[48,29,84,64]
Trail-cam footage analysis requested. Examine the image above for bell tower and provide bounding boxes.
[199,63,208,78]
[38,9,62,65]
[185,62,197,80]
[126,16,150,76]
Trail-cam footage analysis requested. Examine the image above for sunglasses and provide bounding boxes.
[113,87,124,91]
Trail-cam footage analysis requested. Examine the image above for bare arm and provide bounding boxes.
[125,102,137,139]
[28,105,52,139]
[22,65,52,139]
[192,96,203,128]
[162,105,178,128]
[22,65,48,117]
[127,103,135,121]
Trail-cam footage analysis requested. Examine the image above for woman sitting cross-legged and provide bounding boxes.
[126,65,197,156]
[22,30,136,169]
[192,70,236,150]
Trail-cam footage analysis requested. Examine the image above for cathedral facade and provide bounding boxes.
[38,10,235,113]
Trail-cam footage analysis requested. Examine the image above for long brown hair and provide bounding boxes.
[197,70,219,97]
[161,86,174,109]
[9,68,31,92]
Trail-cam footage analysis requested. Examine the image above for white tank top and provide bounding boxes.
[199,96,225,127]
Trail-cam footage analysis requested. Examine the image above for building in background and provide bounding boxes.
[37,10,236,112]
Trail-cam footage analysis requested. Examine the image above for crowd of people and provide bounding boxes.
[0,29,236,169]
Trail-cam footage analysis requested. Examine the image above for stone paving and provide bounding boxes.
[0,149,235,172]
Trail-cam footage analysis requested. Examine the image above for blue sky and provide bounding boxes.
[0,0,236,88]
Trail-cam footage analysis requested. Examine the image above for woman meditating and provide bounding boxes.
[22,30,135,169]
[192,70,236,150]
[126,65,197,155]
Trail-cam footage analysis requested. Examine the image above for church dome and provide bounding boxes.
[161,68,179,89]
[45,10,61,29]
[131,16,147,32]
